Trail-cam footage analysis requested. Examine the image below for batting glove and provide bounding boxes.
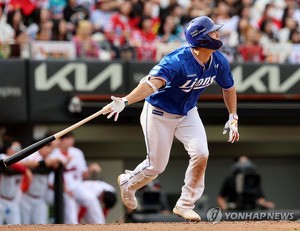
[103,96,128,121]
[223,113,239,143]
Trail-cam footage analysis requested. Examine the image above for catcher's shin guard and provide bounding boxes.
[128,171,158,190]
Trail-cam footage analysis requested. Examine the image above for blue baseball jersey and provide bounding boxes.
[146,46,234,115]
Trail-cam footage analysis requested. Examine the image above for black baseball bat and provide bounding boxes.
[0,108,105,168]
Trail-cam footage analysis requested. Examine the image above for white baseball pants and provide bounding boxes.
[132,101,209,209]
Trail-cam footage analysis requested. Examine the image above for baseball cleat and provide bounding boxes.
[173,206,201,222]
[118,174,137,210]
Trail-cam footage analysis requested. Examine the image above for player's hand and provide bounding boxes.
[88,163,101,173]
[102,96,128,121]
[223,113,239,143]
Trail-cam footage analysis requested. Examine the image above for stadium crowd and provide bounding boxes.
[1,0,300,62]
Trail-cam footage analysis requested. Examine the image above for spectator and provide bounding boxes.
[0,138,33,225]
[131,0,144,23]
[0,4,15,46]
[48,0,67,20]
[27,8,53,40]
[5,8,30,58]
[90,0,114,34]
[20,140,62,224]
[49,132,104,224]
[77,0,96,13]
[288,28,300,44]
[228,17,250,47]
[160,1,184,27]
[51,18,71,41]
[222,0,240,17]
[278,6,298,43]
[105,0,134,58]
[72,20,100,59]
[141,0,160,33]
[130,16,157,61]
[35,21,53,41]
[63,0,89,33]
[236,22,264,63]
[6,9,27,41]
[181,0,213,26]
[285,0,300,27]
[217,155,275,211]
[235,2,257,28]
[259,18,279,44]
[157,15,183,43]
[213,1,239,46]
[256,3,282,31]
[14,30,30,58]
[8,0,36,17]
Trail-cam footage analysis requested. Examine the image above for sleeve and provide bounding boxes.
[148,56,179,83]
[10,163,27,173]
[214,53,234,89]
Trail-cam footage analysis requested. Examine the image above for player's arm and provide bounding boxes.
[101,77,165,121]
[222,86,237,114]
[222,86,239,143]
[126,78,165,105]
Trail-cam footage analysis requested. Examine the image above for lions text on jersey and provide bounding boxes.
[146,46,234,115]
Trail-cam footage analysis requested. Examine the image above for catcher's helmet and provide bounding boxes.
[184,16,223,50]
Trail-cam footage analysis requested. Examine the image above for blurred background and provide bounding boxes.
[0,0,299,224]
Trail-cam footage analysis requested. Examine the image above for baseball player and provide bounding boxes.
[100,16,239,221]
[0,139,33,224]
[20,141,62,224]
[48,132,104,224]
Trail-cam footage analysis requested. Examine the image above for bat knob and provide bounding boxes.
[0,159,7,169]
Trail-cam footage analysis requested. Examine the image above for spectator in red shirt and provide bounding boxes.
[104,0,134,59]
[106,0,133,47]
[130,16,157,61]
[257,3,282,31]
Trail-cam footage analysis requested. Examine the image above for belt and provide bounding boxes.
[0,195,15,201]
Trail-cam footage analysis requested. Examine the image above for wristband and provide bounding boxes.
[122,97,128,107]
[230,113,238,120]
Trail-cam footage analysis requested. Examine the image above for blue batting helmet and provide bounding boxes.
[184,16,223,50]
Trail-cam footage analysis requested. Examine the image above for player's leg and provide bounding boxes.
[20,194,33,224]
[32,198,48,224]
[63,192,79,224]
[118,102,177,210]
[0,200,5,224]
[173,107,209,221]
[46,188,78,224]
[6,200,21,224]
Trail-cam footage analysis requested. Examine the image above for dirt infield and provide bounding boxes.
[0,221,299,231]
